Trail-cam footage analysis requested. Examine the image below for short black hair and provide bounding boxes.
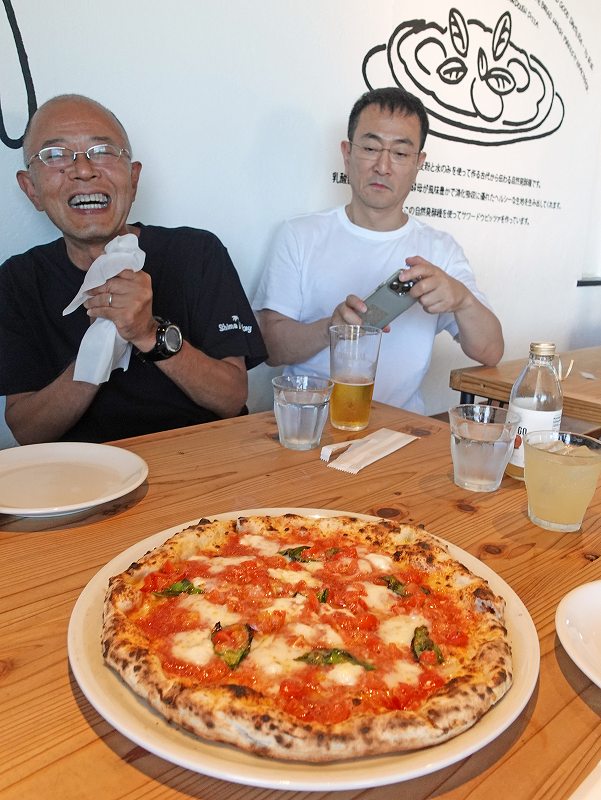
[347,87,429,151]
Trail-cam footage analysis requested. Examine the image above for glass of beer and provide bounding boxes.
[329,325,382,431]
[524,430,601,532]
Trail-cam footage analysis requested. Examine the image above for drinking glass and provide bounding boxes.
[524,430,601,531]
[272,375,334,450]
[449,404,519,492]
[329,325,382,431]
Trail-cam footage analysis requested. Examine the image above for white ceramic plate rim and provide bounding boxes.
[0,442,148,516]
[68,508,540,791]
[555,580,601,688]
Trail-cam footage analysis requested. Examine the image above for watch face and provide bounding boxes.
[164,324,183,353]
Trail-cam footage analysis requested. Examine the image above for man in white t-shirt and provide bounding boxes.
[252,88,503,414]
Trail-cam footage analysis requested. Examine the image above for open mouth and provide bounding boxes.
[68,193,110,210]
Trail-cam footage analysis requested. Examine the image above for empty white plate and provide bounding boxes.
[556,581,601,688]
[0,442,148,516]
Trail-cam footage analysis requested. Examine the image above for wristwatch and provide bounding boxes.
[137,317,183,362]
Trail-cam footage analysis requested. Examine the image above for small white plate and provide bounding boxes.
[556,581,601,688]
[0,442,148,517]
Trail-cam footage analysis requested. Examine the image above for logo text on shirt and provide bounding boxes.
[218,315,253,334]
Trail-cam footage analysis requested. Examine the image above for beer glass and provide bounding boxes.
[329,325,382,431]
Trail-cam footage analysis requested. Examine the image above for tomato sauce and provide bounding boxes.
[128,531,474,723]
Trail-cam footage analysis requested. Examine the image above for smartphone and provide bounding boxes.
[360,271,417,328]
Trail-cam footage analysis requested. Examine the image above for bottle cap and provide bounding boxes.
[529,342,556,356]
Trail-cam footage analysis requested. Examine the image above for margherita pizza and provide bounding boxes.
[102,514,512,762]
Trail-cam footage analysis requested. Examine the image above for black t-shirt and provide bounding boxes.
[0,224,267,442]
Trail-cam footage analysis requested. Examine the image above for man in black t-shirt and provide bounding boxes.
[0,94,266,443]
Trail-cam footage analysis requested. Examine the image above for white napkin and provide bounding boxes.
[63,234,145,384]
[568,760,601,799]
[322,428,417,474]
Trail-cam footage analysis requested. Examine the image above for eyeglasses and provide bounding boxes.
[27,143,131,169]
[349,141,420,166]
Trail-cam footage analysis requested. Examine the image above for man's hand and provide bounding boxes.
[330,294,367,326]
[399,256,504,366]
[259,290,394,367]
[399,257,471,315]
[84,269,156,351]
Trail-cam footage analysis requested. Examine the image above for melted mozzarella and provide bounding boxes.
[378,614,429,647]
[452,571,477,589]
[187,554,255,573]
[288,623,344,647]
[267,567,320,587]
[245,634,305,681]
[170,629,214,666]
[265,595,306,614]
[239,534,281,556]
[363,552,396,572]
[382,659,422,688]
[178,595,242,627]
[302,560,323,573]
[324,662,363,686]
[361,581,396,613]
[288,622,316,642]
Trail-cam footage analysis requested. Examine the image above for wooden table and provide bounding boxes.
[450,345,601,434]
[1,403,600,800]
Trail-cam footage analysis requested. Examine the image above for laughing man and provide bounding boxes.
[0,94,266,443]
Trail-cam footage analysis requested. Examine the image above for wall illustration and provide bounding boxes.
[0,0,598,435]
[1,0,36,149]
[362,8,564,146]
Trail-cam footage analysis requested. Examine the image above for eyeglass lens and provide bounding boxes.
[35,144,127,167]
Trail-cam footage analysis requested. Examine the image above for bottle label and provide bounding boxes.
[507,406,562,469]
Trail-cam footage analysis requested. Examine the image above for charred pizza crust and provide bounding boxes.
[102,515,512,762]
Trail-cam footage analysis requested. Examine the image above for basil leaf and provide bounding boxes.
[295,647,375,671]
[153,578,203,597]
[380,575,409,596]
[279,545,312,562]
[316,588,329,603]
[411,625,443,663]
[211,622,254,669]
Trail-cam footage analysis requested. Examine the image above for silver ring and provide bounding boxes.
[108,293,113,307]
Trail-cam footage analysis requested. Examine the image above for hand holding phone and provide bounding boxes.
[359,270,417,328]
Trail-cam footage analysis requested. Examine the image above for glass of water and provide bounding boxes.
[448,404,519,492]
[272,376,334,451]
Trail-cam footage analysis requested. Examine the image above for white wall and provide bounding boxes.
[1,0,600,444]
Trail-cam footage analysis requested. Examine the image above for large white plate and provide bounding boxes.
[68,508,540,791]
[0,442,148,517]
[556,580,601,688]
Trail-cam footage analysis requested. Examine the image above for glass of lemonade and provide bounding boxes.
[329,325,382,431]
[524,430,601,532]
[448,404,519,492]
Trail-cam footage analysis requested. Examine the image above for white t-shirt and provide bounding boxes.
[253,206,490,414]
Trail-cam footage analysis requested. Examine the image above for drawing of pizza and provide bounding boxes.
[362,9,564,145]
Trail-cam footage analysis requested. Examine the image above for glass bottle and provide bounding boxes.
[505,342,563,481]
